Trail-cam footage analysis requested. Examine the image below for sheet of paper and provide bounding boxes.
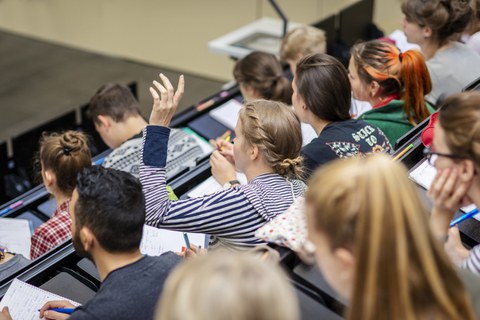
[408,159,437,190]
[409,160,480,222]
[140,225,207,255]
[209,99,243,130]
[0,218,32,259]
[0,278,80,320]
[187,173,248,198]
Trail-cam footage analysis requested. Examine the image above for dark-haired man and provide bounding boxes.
[88,83,204,178]
[24,166,179,320]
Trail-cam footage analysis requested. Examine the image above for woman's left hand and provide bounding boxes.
[149,73,184,127]
[210,151,236,185]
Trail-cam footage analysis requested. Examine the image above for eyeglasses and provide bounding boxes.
[423,146,469,166]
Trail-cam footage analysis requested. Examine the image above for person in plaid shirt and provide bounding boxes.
[30,131,91,259]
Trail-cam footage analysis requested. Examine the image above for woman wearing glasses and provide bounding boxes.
[428,91,480,273]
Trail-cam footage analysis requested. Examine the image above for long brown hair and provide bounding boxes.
[238,100,303,179]
[306,154,476,320]
[351,40,431,125]
[39,130,92,195]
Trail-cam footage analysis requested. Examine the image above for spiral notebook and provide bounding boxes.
[0,278,80,319]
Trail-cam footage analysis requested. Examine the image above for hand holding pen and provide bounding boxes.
[209,130,235,166]
[39,300,76,319]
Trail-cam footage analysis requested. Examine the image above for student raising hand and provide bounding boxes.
[149,73,184,127]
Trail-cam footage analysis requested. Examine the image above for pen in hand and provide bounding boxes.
[183,232,191,250]
[38,307,75,315]
[449,208,479,228]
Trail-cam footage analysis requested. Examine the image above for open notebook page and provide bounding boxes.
[0,218,32,259]
[0,278,80,320]
[209,99,243,130]
[140,225,207,254]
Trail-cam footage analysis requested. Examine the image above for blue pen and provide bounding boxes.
[50,308,75,314]
[183,232,191,250]
[0,201,24,216]
[450,208,479,227]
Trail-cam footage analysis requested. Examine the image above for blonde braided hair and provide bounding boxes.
[238,99,304,180]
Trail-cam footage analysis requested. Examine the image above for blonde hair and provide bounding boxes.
[39,131,91,195]
[280,26,326,62]
[239,100,303,179]
[306,154,475,320]
[155,251,299,320]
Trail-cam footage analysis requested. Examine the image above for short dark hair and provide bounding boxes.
[295,53,351,122]
[75,166,145,253]
[87,83,141,124]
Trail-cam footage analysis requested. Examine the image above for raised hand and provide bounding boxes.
[149,73,185,127]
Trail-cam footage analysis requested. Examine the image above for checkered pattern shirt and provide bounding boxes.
[30,199,71,259]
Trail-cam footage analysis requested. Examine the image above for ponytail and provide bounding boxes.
[400,50,432,125]
[271,76,293,105]
[352,40,433,126]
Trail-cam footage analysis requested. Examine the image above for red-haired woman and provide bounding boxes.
[348,39,435,145]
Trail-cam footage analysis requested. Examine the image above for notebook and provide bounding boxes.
[0,278,80,319]
[140,225,207,254]
[0,218,32,259]
[209,99,243,130]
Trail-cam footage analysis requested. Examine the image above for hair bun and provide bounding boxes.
[274,156,303,177]
[60,131,88,155]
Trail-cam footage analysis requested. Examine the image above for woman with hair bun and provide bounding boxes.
[349,39,435,144]
[140,74,306,249]
[30,131,92,259]
[233,51,292,105]
[401,0,480,105]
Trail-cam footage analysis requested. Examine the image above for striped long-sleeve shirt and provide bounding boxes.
[461,245,480,274]
[140,125,307,248]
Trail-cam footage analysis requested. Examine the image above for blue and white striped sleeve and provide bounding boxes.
[140,126,260,235]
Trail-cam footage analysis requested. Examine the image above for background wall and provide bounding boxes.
[0,0,404,82]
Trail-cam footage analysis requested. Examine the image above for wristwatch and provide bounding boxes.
[222,179,240,190]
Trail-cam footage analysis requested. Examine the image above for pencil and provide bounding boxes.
[220,130,232,140]
[393,143,414,161]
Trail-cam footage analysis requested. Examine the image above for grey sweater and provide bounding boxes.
[69,252,181,320]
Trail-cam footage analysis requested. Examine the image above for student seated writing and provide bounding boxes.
[31,131,91,260]
[0,167,180,320]
[349,39,435,145]
[140,74,306,248]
